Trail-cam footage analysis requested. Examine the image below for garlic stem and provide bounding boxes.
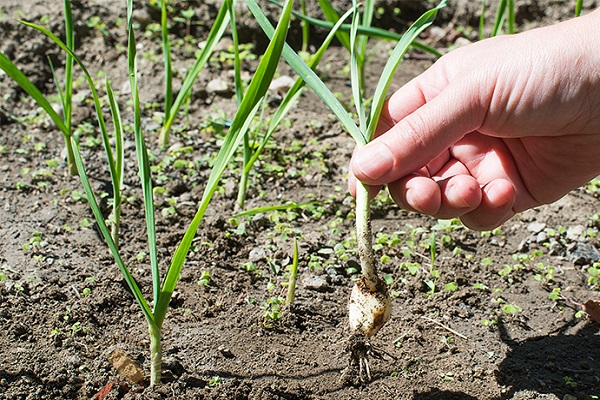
[355,180,379,290]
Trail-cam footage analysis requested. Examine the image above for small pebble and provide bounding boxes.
[302,275,329,292]
[527,222,546,233]
[566,224,585,241]
[206,78,230,96]
[536,232,547,243]
[249,247,266,263]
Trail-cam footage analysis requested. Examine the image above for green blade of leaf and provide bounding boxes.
[316,0,351,50]
[71,136,155,324]
[356,0,374,66]
[226,0,243,106]
[105,79,124,192]
[161,0,173,122]
[269,0,443,58]
[63,0,74,132]
[105,78,124,240]
[492,0,507,37]
[0,53,68,136]
[160,0,231,145]
[366,0,446,141]
[350,2,366,132]
[479,0,486,40]
[245,5,355,173]
[248,0,364,144]
[154,0,295,327]
[506,0,516,34]
[17,20,118,174]
[127,0,160,307]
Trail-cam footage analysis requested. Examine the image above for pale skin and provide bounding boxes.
[349,8,600,231]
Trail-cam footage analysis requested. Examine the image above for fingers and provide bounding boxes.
[388,174,482,219]
[388,175,441,215]
[348,171,382,199]
[387,175,516,231]
[460,179,516,230]
[350,77,485,187]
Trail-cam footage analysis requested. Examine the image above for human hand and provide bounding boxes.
[349,9,600,230]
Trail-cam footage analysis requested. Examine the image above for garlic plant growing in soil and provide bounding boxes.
[0,0,77,175]
[249,0,446,382]
[12,0,294,386]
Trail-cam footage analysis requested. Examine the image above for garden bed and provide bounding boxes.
[1,1,600,399]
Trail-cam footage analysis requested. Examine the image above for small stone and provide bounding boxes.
[527,222,546,233]
[568,242,600,265]
[325,265,343,285]
[453,37,472,48]
[249,247,267,263]
[179,193,193,203]
[536,232,548,243]
[218,345,234,358]
[206,78,230,96]
[302,275,329,292]
[566,225,585,241]
[251,213,269,229]
[429,26,446,40]
[269,75,296,93]
[563,395,577,400]
[213,37,233,52]
[223,177,237,198]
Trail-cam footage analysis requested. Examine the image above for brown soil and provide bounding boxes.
[1,1,600,399]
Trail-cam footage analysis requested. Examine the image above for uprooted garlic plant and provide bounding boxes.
[249,0,446,382]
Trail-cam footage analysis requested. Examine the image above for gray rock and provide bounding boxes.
[568,242,600,265]
[325,265,343,285]
[302,275,329,292]
[249,247,267,263]
[536,232,548,243]
[251,213,269,229]
[206,78,230,96]
[453,37,472,48]
[566,225,585,241]
[527,222,546,233]
[269,75,295,93]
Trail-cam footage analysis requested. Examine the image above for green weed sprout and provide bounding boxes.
[575,0,583,17]
[157,0,231,147]
[286,238,299,306]
[22,0,293,386]
[234,6,354,210]
[0,0,77,175]
[249,0,446,381]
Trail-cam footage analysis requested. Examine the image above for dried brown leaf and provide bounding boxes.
[582,300,600,323]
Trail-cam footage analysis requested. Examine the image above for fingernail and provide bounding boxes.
[353,142,394,181]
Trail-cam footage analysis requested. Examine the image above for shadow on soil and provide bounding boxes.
[404,321,600,400]
[496,321,600,398]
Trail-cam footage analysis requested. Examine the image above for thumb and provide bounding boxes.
[350,79,486,186]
